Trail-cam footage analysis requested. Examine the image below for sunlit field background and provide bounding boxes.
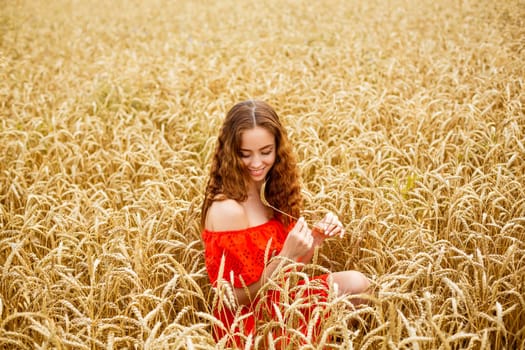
[1,0,524,348]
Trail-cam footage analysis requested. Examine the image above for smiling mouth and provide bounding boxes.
[249,168,265,176]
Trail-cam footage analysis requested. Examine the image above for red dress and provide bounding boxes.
[202,217,330,347]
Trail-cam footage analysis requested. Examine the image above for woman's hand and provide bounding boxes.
[280,217,314,261]
[312,212,345,241]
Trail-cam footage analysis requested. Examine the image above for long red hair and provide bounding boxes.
[201,100,302,228]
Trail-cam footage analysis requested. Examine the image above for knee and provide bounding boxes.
[332,270,370,296]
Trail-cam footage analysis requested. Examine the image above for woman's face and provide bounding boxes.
[239,126,276,183]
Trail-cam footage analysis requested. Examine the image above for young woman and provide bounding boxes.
[201,100,370,346]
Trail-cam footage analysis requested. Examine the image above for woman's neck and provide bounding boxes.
[246,180,263,199]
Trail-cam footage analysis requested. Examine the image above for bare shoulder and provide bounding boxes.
[205,199,249,232]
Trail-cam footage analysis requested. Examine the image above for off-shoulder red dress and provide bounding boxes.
[202,217,330,347]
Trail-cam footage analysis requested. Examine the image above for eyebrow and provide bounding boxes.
[239,144,274,152]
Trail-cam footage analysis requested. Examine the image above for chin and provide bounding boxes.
[251,175,265,182]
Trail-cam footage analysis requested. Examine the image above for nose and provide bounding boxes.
[251,154,262,167]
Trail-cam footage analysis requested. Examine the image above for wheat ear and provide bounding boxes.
[260,180,324,230]
[260,180,299,221]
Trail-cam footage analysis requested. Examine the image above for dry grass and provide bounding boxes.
[1,0,524,349]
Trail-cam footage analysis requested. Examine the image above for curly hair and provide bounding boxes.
[201,100,302,229]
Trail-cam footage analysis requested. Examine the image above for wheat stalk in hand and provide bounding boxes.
[260,180,324,230]
[260,180,297,221]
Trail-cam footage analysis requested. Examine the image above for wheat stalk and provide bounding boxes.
[259,180,297,221]
[260,180,325,231]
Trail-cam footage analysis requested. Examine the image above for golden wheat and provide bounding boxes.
[1,0,524,349]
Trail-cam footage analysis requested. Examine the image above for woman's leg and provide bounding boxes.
[330,270,370,305]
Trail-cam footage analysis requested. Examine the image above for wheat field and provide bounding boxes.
[1,0,524,349]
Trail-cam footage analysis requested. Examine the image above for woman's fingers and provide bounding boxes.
[291,217,305,235]
[298,218,314,246]
[322,212,336,236]
[322,212,345,238]
[283,217,314,259]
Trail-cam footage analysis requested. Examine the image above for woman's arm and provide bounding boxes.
[206,200,320,305]
[298,212,346,264]
[232,217,315,305]
[232,214,346,304]
[231,253,290,305]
